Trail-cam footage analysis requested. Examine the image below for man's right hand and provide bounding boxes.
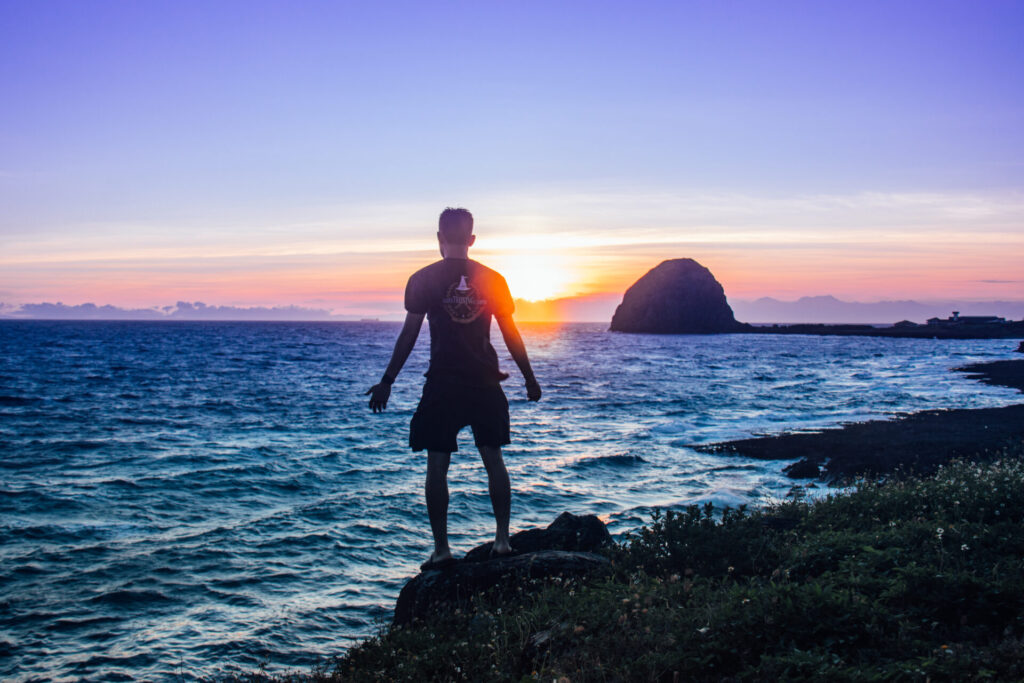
[526,378,542,402]
[366,383,392,413]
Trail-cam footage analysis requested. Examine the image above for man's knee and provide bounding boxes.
[477,445,505,471]
[427,451,451,476]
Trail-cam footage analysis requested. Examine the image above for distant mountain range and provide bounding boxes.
[514,294,1024,324]
[2,295,1023,324]
[0,301,338,321]
[729,296,1024,325]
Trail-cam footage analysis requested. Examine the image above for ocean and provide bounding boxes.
[1,320,1020,680]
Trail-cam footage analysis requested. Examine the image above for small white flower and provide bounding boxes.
[961,544,969,551]
[936,527,944,538]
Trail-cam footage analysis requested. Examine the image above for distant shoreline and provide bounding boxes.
[739,321,1024,340]
[697,357,1024,482]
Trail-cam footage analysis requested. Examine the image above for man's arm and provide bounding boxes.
[366,312,425,412]
[495,313,541,401]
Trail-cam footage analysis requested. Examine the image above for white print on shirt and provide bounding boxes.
[442,276,486,324]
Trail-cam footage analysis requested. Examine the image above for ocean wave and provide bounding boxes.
[48,615,122,632]
[0,395,42,407]
[88,588,179,606]
[568,453,647,469]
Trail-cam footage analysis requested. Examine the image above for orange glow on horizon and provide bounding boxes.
[3,230,1023,320]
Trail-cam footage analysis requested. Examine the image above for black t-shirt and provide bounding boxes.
[404,258,514,386]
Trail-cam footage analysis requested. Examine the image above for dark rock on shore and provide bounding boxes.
[783,459,821,480]
[751,321,1024,340]
[1016,341,1024,353]
[610,259,746,334]
[699,404,1024,482]
[462,511,612,562]
[957,359,1024,394]
[393,513,613,626]
[697,358,1024,482]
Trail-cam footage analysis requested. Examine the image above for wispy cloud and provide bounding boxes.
[4,187,1022,264]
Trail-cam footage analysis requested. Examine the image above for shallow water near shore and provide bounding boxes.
[1,320,1020,680]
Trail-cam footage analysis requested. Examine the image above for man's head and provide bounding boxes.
[437,207,476,256]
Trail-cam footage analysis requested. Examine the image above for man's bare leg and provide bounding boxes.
[478,445,512,555]
[425,451,453,564]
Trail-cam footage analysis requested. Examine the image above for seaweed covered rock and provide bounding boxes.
[610,258,746,334]
[393,513,612,626]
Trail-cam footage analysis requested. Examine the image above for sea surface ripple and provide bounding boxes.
[0,321,1019,680]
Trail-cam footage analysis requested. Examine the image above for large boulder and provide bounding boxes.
[393,513,613,626]
[610,258,745,334]
[462,511,612,562]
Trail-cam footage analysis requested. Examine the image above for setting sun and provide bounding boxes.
[482,251,580,302]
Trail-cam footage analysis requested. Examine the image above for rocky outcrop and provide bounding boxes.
[698,404,1024,482]
[610,259,745,334]
[783,459,821,480]
[393,513,612,626]
[462,511,612,561]
[1017,341,1024,353]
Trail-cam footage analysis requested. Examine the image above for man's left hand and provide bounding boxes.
[366,383,392,412]
[526,378,542,402]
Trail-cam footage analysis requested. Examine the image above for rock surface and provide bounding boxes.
[698,404,1024,482]
[783,459,821,480]
[610,259,745,334]
[393,512,612,626]
[699,359,1024,482]
[462,511,612,562]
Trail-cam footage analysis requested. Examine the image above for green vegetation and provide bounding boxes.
[265,445,1024,681]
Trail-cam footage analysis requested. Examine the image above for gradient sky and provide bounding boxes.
[2,0,1022,317]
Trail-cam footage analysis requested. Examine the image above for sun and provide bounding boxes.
[485,251,577,302]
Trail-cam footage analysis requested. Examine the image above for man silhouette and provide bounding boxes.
[366,208,541,570]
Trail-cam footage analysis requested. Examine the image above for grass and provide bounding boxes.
[242,441,1024,682]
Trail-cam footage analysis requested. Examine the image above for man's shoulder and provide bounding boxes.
[408,260,447,282]
[468,259,508,284]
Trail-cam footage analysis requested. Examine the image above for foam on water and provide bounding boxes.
[0,320,1019,680]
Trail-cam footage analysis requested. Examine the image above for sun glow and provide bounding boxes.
[481,250,580,302]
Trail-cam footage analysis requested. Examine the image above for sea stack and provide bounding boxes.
[610,258,745,334]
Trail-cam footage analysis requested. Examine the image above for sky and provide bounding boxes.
[2,0,1022,319]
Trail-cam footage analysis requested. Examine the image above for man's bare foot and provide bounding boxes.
[420,550,455,571]
[490,539,513,558]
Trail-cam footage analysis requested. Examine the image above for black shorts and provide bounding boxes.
[409,381,510,453]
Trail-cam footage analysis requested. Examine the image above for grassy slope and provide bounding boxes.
[256,442,1024,682]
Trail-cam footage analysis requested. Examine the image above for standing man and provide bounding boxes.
[366,208,542,570]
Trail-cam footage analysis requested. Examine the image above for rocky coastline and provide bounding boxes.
[610,257,1024,339]
[696,357,1024,482]
[745,320,1024,340]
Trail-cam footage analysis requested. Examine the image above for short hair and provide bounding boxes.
[438,207,474,244]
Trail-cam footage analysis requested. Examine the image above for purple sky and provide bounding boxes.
[2,1,1022,315]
